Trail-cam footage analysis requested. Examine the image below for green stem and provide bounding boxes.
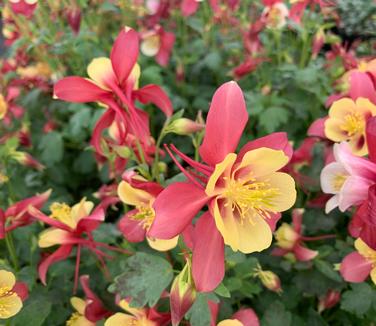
[5,232,19,271]
[152,119,170,182]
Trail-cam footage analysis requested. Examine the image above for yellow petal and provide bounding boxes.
[104,313,136,326]
[118,181,154,206]
[328,98,357,119]
[354,238,376,261]
[0,270,16,290]
[71,199,94,225]
[212,199,273,254]
[0,292,22,319]
[217,319,243,326]
[38,228,71,248]
[370,267,376,285]
[236,148,289,178]
[141,35,160,57]
[67,314,95,326]
[87,57,115,90]
[118,299,145,318]
[129,63,141,90]
[146,235,179,251]
[206,153,237,196]
[324,119,347,142]
[71,297,86,315]
[355,97,376,116]
[258,172,296,212]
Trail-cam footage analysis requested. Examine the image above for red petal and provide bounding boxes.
[366,117,376,163]
[192,212,225,292]
[38,245,73,285]
[181,0,200,16]
[238,132,292,162]
[110,28,139,87]
[233,308,260,326]
[294,244,318,261]
[156,31,175,67]
[118,210,146,242]
[0,209,4,239]
[349,71,376,104]
[76,209,105,234]
[340,252,372,283]
[54,77,111,103]
[264,212,281,232]
[292,208,303,233]
[28,206,72,231]
[149,182,209,239]
[90,109,115,155]
[307,117,327,138]
[12,282,29,301]
[199,81,248,166]
[134,84,173,117]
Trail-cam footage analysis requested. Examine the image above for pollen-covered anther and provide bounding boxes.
[340,112,364,137]
[223,179,280,224]
[49,202,72,221]
[131,205,155,230]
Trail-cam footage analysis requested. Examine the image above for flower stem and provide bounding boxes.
[5,232,19,271]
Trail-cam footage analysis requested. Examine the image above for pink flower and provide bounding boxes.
[149,81,296,292]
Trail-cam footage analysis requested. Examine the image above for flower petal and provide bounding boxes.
[118,211,146,243]
[110,28,139,87]
[118,180,154,206]
[349,71,376,104]
[192,212,225,292]
[87,57,117,90]
[340,251,372,283]
[0,292,22,319]
[199,81,248,166]
[147,236,179,251]
[133,84,173,117]
[54,76,111,103]
[0,270,16,289]
[232,308,260,326]
[238,132,293,161]
[149,182,209,239]
[294,244,318,261]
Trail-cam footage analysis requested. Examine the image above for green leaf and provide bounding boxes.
[314,260,342,283]
[12,298,52,326]
[341,283,375,317]
[259,107,289,133]
[261,301,292,326]
[214,283,231,298]
[38,132,64,165]
[187,293,211,326]
[109,252,173,307]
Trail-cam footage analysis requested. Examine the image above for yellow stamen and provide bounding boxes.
[66,312,81,326]
[49,202,72,222]
[332,174,347,192]
[340,112,364,137]
[130,206,155,230]
[223,177,280,224]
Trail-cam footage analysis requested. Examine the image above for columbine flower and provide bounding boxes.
[104,299,168,326]
[118,171,178,251]
[54,27,173,156]
[324,97,376,156]
[29,198,128,290]
[340,238,376,284]
[9,0,38,18]
[66,275,111,325]
[149,81,296,292]
[0,270,28,319]
[320,142,376,213]
[0,190,51,238]
[262,1,289,29]
[273,209,318,261]
[140,26,175,66]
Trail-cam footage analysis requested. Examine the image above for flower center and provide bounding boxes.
[340,112,364,137]
[223,177,280,223]
[131,206,155,230]
[50,202,72,222]
[66,312,82,326]
[332,173,348,192]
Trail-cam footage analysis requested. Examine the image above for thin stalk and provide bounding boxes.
[5,232,19,271]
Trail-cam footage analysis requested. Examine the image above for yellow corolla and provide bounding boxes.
[66,297,95,326]
[325,97,376,156]
[0,270,23,319]
[38,199,94,248]
[206,148,296,254]
[274,223,299,250]
[104,300,155,326]
[0,94,8,120]
[217,320,243,326]
[118,180,178,251]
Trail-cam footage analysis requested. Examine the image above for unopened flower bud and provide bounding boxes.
[168,118,205,135]
[318,290,340,313]
[13,152,45,171]
[170,261,197,326]
[275,223,299,249]
[254,265,282,293]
